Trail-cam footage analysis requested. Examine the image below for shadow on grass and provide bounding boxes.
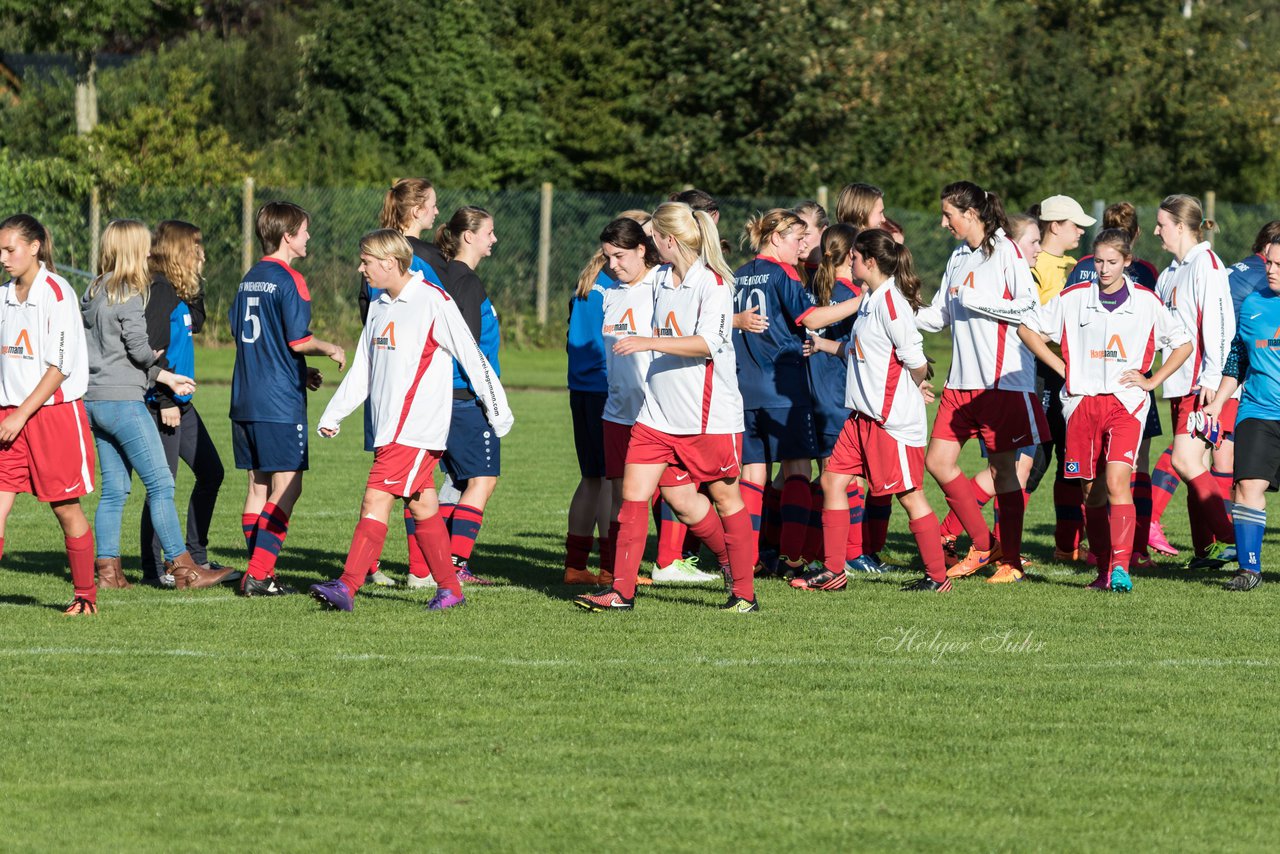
[0,592,58,610]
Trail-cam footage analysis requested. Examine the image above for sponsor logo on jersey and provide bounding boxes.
[853,337,866,362]
[1255,325,1280,349]
[604,308,637,335]
[1065,461,1080,474]
[5,328,34,359]
[1090,334,1127,361]
[374,322,396,349]
[658,312,684,337]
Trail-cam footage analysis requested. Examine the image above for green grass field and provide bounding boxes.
[2,346,1278,852]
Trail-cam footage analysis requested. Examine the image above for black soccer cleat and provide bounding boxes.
[239,574,297,597]
[1222,570,1261,592]
[901,576,952,593]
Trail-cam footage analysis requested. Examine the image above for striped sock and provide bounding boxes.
[1053,478,1084,553]
[1234,505,1265,573]
[741,481,765,536]
[241,513,258,554]
[1150,446,1181,522]
[1212,469,1235,521]
[1131,472,1152,555]
[448,505,484,563]
[846,481,864,560]
[863,494,892,555]
[246,502,290,580]
[761,482,782,550]
[656,499,687,568]
[779,475,812,564]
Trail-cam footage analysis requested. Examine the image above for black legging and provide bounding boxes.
[139,401,225,578]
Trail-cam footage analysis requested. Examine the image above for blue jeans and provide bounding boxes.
[85,399,185,561]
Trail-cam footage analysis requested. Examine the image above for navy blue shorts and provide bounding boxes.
[232,420,309,473]
[742,406,817,466]
[569,390,607,479]
[1142,390,1162,440]
[442,399,501,482]
[811,406,850,459]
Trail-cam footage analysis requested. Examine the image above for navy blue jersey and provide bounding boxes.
[566,268,616,393]
[1066,255,1159,291]
[732,256,817,409]
[229,258,314,424]
[1229,288,1280,423]
[806,278,860,426]
[1228,253,1267,322]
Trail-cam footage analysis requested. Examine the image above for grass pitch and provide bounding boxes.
[2,346,1278,852]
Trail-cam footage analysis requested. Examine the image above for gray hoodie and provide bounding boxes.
[80,285,161,401]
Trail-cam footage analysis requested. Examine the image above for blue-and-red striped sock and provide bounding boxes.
[1150,446,1181,523]
[241,513,258,554]
[1212,469,1235,522]
[846,481,864,560]
[779,475,812,564]
[761,481,782,550]
[246,502,290,580]
[448,504,484,563]
[863,494,892,555]
[1052,478,1084,553]
[741,481,765,536]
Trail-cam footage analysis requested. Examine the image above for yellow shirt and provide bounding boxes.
[1032,251,1077,304]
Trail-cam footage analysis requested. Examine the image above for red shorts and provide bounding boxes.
[1169,394,1198,437]
[625,421,742,487]
[825,413,925,497]
[367,443,441,498]
[0,401,95,501]
[603,419,633,480]
[931,388,1049,453]
[1063,395,1143,480]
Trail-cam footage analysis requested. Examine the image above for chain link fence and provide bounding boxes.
[24,185,1280,345]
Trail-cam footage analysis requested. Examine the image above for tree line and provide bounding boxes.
[0,0,1277,212]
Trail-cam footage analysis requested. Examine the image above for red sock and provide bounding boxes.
[688,506,728,566]
[246,502,290,580]
[413,513,460,594]
[909,514,947,582]
[1108,504,1136,571]
[822,508,849,573]
[656,506,687,568]
[971,476,992,505]
[611,500,650,599]
[720,507,756,601]
[846,482,864,560]
[1085,505,1111,567]
[940,476,991,551]
[1150,446,1180,523]
[603,520,620,573]
[1131,472,1152,555]
[995,490,1025,563]
[863,494,892,554]
[939,508,964,538]
[565,533,593,570]
[338,518,388,595]
[65,530,95,602]
[1187,471,1235,548]
[1052,478,1085,553]
[405,508,429,578]
[779,475,812,564]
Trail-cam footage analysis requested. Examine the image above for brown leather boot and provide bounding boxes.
[167,551,234,589]
[95,557,131,589]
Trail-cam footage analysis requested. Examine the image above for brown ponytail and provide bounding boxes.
[812,223,856,306]
[941,181,1009,257]
[743,208,805,254]
[854,228,924,312]
[380,178,435,233]
[435,206,491,261]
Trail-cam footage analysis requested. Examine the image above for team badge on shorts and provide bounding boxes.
[1065,461,1080,474]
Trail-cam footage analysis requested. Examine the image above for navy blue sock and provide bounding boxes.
[1234,505,1265,574]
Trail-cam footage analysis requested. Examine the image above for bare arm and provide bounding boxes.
[290,336,347,371]
[614,335,711,359]
[0,365,67,444]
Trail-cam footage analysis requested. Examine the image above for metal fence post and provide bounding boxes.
[816,185,828,211]
[1205,190,1216,245]
[242,176,255,273]
[88,185,101,273]
[537,181,553,325]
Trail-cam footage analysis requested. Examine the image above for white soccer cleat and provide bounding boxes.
[651,558,720,584]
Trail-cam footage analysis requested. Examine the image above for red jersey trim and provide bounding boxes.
[45,275,64,301]
[1006,236,1023,259]
[699,361,714,433]
[288,334,313,348]
[1060,282,1092,297]
[395,320,441,441]
[793,305,816,326]
[263,257,312,301]
[756,255,801,282]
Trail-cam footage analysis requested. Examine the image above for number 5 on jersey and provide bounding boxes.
[241,296,261,343]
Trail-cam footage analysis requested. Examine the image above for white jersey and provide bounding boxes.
[1155,241,1234,399]
[601,269,657,426]
[319,273,512,449]
[0,264,88,407]
[916,229,1038,392]
[845,278,929,446]
[636,261,744,435]
[1025,278,1191,422]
